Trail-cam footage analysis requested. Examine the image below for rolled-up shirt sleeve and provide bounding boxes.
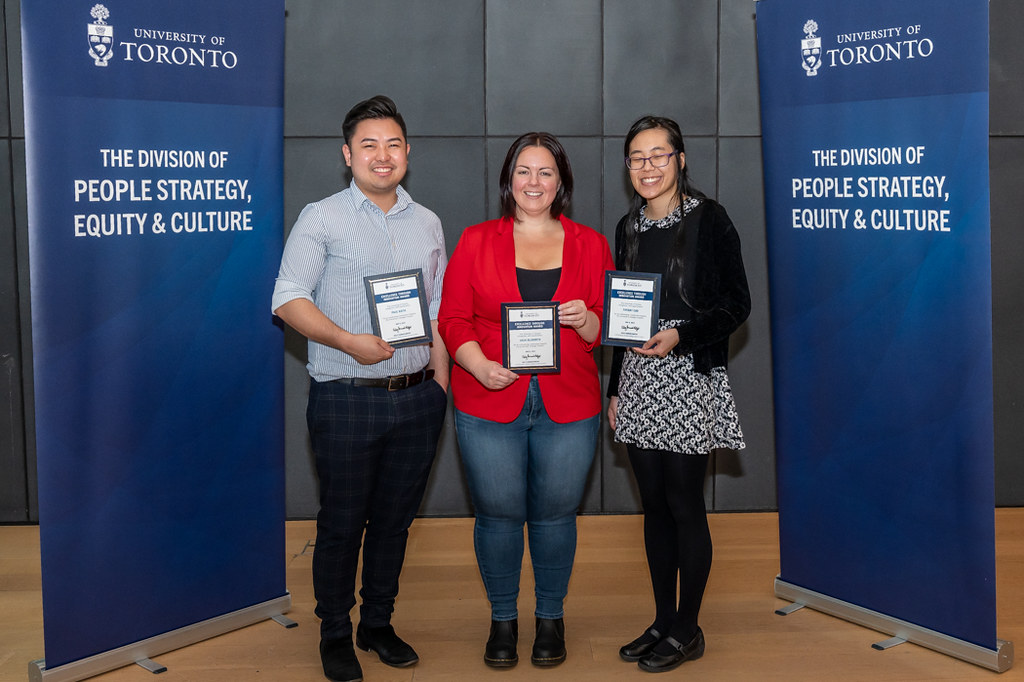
[271,203,328,314]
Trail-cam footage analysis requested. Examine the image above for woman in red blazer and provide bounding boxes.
[438,132,614,670]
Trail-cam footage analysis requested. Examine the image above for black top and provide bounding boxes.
[607,199,750,394]
[517,267,561,302]
[634,216,694,322]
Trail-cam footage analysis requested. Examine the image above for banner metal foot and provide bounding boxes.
[872,636,907,651]
[272,614,298,628]
[134,658,167,674]
[775,602,806,616]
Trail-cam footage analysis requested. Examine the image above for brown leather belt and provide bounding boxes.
[331,368,434,391]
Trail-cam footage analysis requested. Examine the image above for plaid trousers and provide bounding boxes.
[306,376,447,640]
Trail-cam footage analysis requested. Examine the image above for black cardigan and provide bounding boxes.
[607,199,751,396]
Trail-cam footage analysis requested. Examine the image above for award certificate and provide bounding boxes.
[601,270,661,347]
[363,269,432,348]
[501,301,561,374]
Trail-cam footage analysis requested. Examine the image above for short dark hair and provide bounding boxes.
[342,95,407,146]
[498,132,574,219]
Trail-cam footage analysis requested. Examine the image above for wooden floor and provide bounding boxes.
[2,510,1022,681]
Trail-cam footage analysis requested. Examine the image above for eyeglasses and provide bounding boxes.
[625,151,679,170]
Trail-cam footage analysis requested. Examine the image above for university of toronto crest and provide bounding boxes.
[88,4,113,66]
[801,19,821,76]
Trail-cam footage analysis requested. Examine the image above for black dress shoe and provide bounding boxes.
[619,627,662,662]
[531,617,566,666]
[319,637,363,682]
[355,623,419,668]
[638,627,705,673]
[484,619,519,668]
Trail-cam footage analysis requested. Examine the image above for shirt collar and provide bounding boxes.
[347,178,412,215]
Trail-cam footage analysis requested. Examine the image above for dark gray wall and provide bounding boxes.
[1,1,1021,521]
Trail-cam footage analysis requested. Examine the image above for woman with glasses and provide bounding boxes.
[438,132,613,669]
[607,116,750,673]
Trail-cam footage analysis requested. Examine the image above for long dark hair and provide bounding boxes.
[499,132,574,219]
[621,116,706,304]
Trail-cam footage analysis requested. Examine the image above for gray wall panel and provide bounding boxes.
[284,0,485,137]
[403,137,486,517]
[1,3,8,137]
[598,139,642,512]
[419,392,471,516]
[404,137,487,252]
[485,137,513,220]
[601,137,629,234]
[719,0,761,137]
[603,0,719,136]
[284,138,350,229]
[991,0,1024,135]
[7,0,23,138]
[486,0,602,136]
[681,137,719,200]
[13,138,35,522]
[990,137,1024,504]
[282,328,316,519]
[0,140,28,522]
[279,138,331,518]
[714,136,776,510]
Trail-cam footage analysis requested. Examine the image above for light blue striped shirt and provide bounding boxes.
[272,180,447,381]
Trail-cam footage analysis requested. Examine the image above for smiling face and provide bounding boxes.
[342,117,409,209]
[511,145,561,220]
[627,127,684,213]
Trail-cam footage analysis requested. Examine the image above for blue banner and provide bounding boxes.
[23,0,286,670]
[757,0,995,650]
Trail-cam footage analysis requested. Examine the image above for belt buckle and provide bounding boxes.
[387,374,408,391]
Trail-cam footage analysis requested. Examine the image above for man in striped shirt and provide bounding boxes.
[272,95,449,682]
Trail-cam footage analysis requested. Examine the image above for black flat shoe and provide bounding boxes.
[619,627,662,662]
[484,619,519,668]
[355,623,419,668]
[531,617,566,667]
[638,627,705,673]
[319,636,363,682]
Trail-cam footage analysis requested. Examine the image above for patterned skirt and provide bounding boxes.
[614,320,745,455]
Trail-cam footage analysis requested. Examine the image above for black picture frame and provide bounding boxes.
[363,268,432,348]
[500,300,561,374]
[601,270,662,348]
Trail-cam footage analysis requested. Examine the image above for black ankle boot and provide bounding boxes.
[319,636,363,682]
[531,617,566,666]
[484,619,518,668]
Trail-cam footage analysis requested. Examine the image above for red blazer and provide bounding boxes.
[439,215,614,423]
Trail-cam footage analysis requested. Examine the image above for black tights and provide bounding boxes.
[627,446,711,643]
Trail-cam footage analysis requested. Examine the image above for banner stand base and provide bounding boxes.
[775,577,1013,673]
[28,593,292,682]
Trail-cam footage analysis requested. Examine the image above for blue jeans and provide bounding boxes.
[455,376,599,621]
